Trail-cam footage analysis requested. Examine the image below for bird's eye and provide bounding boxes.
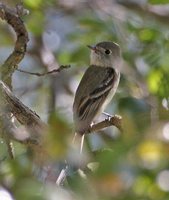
[105,49,111,55]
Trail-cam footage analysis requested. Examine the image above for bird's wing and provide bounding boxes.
[74,65,117,121]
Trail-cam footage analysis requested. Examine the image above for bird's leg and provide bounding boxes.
[102,112,112,121]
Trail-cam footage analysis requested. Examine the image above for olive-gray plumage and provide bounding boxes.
[73,41,121,135]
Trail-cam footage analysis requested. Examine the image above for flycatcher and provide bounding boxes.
[73,41,121,149]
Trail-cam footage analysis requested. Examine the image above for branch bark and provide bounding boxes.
[89,115,122,133]
[0,80,47,138]
[0,3,29,88]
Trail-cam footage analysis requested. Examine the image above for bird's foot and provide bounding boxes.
[102,112,112,121]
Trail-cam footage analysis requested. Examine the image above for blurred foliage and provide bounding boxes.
[0,0,169,200]
[149,0,169,4]
[44,112,71,159]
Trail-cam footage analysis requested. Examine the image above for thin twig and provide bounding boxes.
[16,65,71,76]
[56,166,69,186]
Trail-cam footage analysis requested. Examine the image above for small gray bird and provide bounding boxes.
[73,41,121,150]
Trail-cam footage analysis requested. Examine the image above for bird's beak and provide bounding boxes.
[87,45,99,54]
[87,45,95,50]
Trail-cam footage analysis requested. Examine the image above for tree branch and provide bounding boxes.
[88,115,123,133]
[0,2,29,88]
[0,80,47,139]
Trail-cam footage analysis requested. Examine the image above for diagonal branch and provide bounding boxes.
[0,80,47,137]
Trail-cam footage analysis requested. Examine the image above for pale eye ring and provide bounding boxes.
[105,49,111,55]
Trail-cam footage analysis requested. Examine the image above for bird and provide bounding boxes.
[73,41,122,152]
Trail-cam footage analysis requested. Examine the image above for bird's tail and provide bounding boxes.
[72,132,85,154]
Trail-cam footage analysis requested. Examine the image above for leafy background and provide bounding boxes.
[0,0,169,199]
